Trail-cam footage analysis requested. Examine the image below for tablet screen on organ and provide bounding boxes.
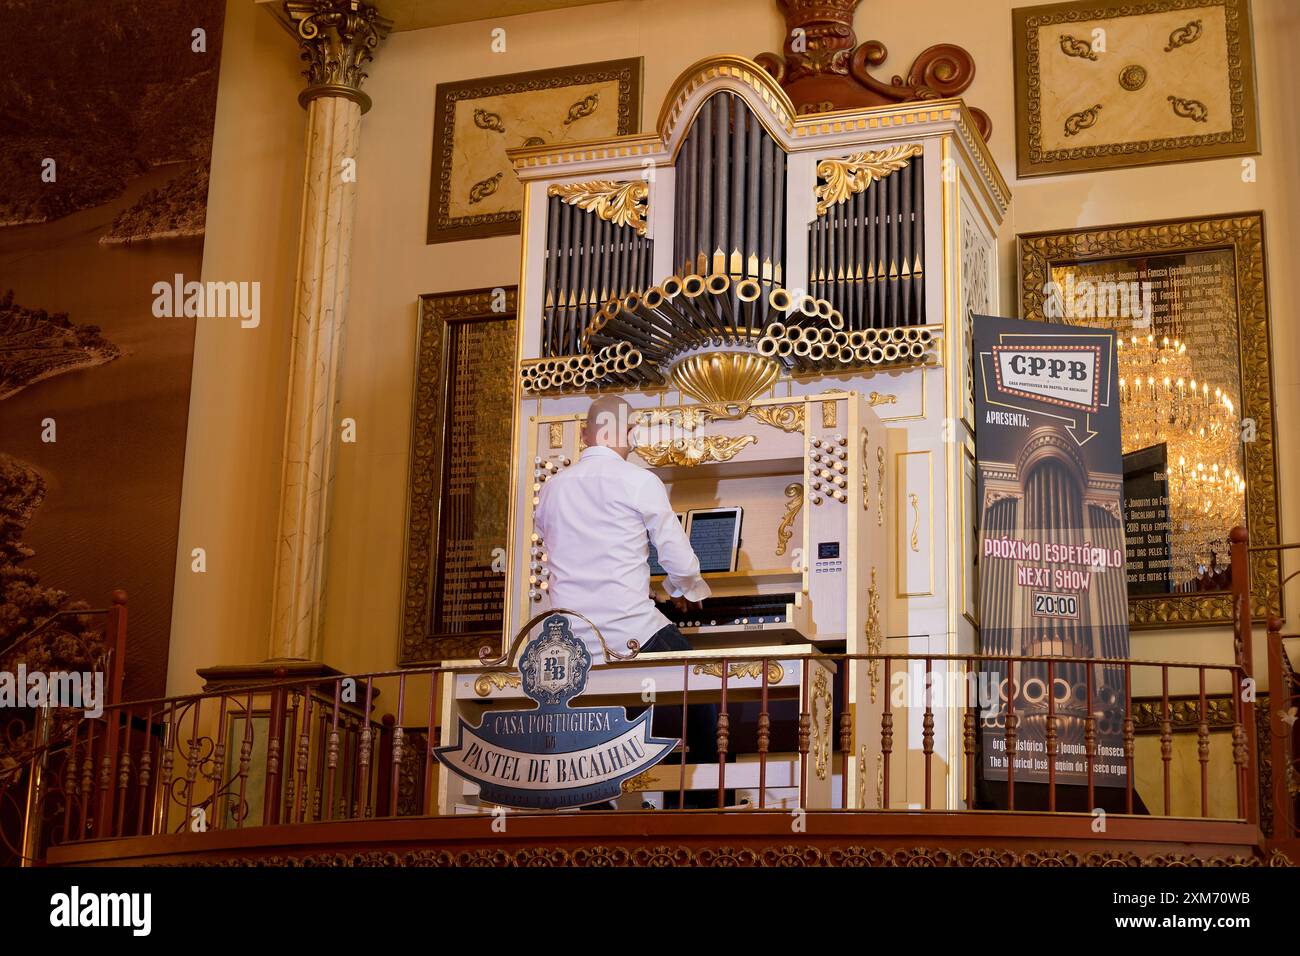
[686,508,742,573]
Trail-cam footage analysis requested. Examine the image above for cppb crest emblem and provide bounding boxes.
[435,614,678,810]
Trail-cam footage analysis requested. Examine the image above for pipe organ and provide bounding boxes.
[438,56,1010,814]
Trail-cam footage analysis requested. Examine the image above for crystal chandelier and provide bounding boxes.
[1116,333,1243,579]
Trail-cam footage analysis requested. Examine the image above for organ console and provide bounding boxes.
[437,55,1010,814]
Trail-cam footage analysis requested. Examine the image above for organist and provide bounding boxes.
[535,394,726,805]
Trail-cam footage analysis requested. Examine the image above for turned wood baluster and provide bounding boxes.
[184,699,203,827]
[1047,659,1057,813]
[881,657,892,809]
[679,663,689,808]
[758,660,770,809]
[1230,678,1248,820]
[154,710,174,835]
[718,660,731,809]
[388,674,407,818]
[236,693,253,829]
[1085,667,1096,812]
[210,697,227,830]
[423,673,439,817]
[357,680,375,819]
[95,719,114,838]
[114,706,133,837]
[325,681,341,821]
[839,660,852,809]
[64,722,78,839]
[263,673,287,826]
[922,657,934,810]
[1005,658,1017,812]
[294,686,314,823]
[1123,662,1135,815]
[80,722,95,837]
[963,657,977,808]
[1197,667,1210,818]
[1161,666,1173,816]
[798,664,810,810]
[284,691,300,817]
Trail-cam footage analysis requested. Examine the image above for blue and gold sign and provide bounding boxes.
[435,614,678,809]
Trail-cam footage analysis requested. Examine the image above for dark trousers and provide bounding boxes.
[641,623,734,808]
[642,623,718,765]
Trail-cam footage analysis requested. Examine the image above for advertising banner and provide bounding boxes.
[974,314,1130,788]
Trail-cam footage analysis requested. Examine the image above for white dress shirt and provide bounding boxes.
[535,445,711,658]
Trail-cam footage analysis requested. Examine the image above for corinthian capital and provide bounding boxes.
[284,0,393,113]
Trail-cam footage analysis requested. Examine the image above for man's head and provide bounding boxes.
[582,395,634,458]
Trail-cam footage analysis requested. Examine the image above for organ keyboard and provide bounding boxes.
[653,591,809,645]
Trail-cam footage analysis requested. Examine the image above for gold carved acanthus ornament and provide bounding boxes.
[814,143,923,216]
[546,180,648,236]
[692,661,785,683]
[634,435,756,467]
[775,483,804,556]
[474,671,522,697]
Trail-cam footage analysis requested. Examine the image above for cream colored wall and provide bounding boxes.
[165,0,306,695]
[173,0,1299,709]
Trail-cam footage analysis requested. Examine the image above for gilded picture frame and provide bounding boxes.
[427,58,642,243]
[400,288,517,665]
[1018,212,1280,629]
[1012,0,1260,177]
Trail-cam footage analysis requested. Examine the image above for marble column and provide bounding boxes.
[270,1,391,660]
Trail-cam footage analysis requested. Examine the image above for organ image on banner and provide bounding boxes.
[973,314,1130,789]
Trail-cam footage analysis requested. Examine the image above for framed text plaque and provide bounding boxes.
[401,288,517,664]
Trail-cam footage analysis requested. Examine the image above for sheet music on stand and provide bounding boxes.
[687,507,742,573]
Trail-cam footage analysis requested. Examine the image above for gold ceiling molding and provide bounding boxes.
[813,143,923,216]
[546,180,649,236]
[633,435,756,467]
[775,482,804,557]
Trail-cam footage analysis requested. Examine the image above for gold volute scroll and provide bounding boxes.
[634,435,757,467]
[671,352,781,407]
[814,143,923,216]
[775,482,804,556]
[749,402,805,432]
[546,180,649,236]
[474,671,522,697]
